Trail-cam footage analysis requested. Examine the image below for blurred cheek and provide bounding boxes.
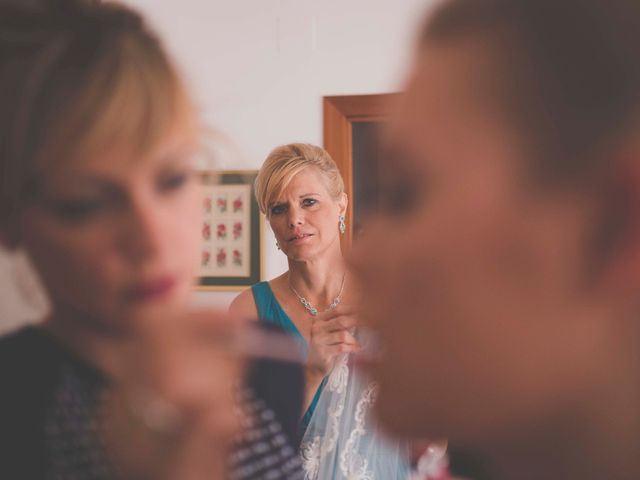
[21,185,202,317]
[354,218,434,434]
[359,195,587,441]
[23,221,124,316]
[172,187,202,277]
[360,216,495,440]
[355,216,431,325]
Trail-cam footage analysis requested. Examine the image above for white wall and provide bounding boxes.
[0,0,432,331]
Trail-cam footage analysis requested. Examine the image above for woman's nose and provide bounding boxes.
[287,208,304,228]
[120,193,166,262]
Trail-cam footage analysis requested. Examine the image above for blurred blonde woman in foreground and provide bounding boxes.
[0,1,304,479]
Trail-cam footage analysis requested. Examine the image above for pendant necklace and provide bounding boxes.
[289,273,346,316]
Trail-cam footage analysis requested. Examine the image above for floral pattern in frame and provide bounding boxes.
[197,171,262,290]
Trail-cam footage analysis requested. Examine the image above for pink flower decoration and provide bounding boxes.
[202,222,211,240]
[232,249,242,266]
[216,248,227,267]
[233,196,243,213]
[201,250,211,266]
[233,222,242,240]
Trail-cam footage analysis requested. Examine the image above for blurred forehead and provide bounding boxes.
[41,117,197,193]
[400,41,506,132]
[381,39,537,202]
[388,40,516,161]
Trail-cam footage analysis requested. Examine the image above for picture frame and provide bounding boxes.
[197,170,263,291]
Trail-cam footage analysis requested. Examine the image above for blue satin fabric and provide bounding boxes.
[251,281,325,433]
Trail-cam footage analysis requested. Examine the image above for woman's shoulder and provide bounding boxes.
[0,326,64,385]
[0,326,62,442]
[229,275,287,318]
[229,285,260,318]
[0,326,49,363]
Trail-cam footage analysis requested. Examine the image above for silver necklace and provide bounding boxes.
[289,274,346,316]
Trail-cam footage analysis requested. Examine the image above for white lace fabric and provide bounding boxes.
[300,343,412,480]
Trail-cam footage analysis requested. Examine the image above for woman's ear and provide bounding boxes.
[338,193,348,216]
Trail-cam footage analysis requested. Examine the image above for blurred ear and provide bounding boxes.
[0,212,20,251]
[596,154,640,297]
[0,228,18,251]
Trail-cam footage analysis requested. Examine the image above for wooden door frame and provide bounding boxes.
[323,93,399,250]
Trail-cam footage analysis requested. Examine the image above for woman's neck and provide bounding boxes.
[287,248,347,304]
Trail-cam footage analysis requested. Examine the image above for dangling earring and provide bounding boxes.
[276,242,281,251]
[339,215,346,235]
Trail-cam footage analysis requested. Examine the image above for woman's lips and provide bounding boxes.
[288,233,313,243]
[127,276,177,302]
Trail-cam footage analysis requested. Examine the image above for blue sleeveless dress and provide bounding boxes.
[251,281,327,432]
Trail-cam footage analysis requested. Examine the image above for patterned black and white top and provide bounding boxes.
[230,388,304,480]
[0,326,305,480]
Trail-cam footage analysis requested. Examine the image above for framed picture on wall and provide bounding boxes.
[197,170,263,290]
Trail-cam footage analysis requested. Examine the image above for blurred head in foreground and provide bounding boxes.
[354,0,640,477]
[0,0,201,332]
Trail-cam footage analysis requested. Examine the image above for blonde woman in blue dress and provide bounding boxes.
[231,143,411,479]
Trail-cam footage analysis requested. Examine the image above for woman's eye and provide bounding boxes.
[302,198,318,207]
[270,204,286,215]
[158,171,191,192]
[48,198,106,223]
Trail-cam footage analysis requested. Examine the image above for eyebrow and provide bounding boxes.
[156,144,197,168]
[269,193,321,207]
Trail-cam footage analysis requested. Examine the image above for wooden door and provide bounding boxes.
[323,93,399,250]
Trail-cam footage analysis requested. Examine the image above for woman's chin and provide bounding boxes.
[120,284,191,318]
[284,247,317,262]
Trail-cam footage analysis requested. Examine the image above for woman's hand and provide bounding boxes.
[306,305,361,376]
[101,309,245,480]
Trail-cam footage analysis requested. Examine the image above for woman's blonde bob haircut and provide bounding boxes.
[255,143,345,217]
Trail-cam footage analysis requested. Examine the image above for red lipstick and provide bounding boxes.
[128,276,176,302]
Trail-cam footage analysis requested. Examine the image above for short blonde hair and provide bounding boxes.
[255,143,345,216]
[0,1,192,224]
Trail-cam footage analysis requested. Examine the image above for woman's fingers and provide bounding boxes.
[323,343,361,356]
[311,313,358,335]
[321,306,359,323]
[102,308,246,479]
[307,306,364,374]
[321,316,357,333]
[310,324,361,350]
[319,330,359,346]
[310,307,362,350]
